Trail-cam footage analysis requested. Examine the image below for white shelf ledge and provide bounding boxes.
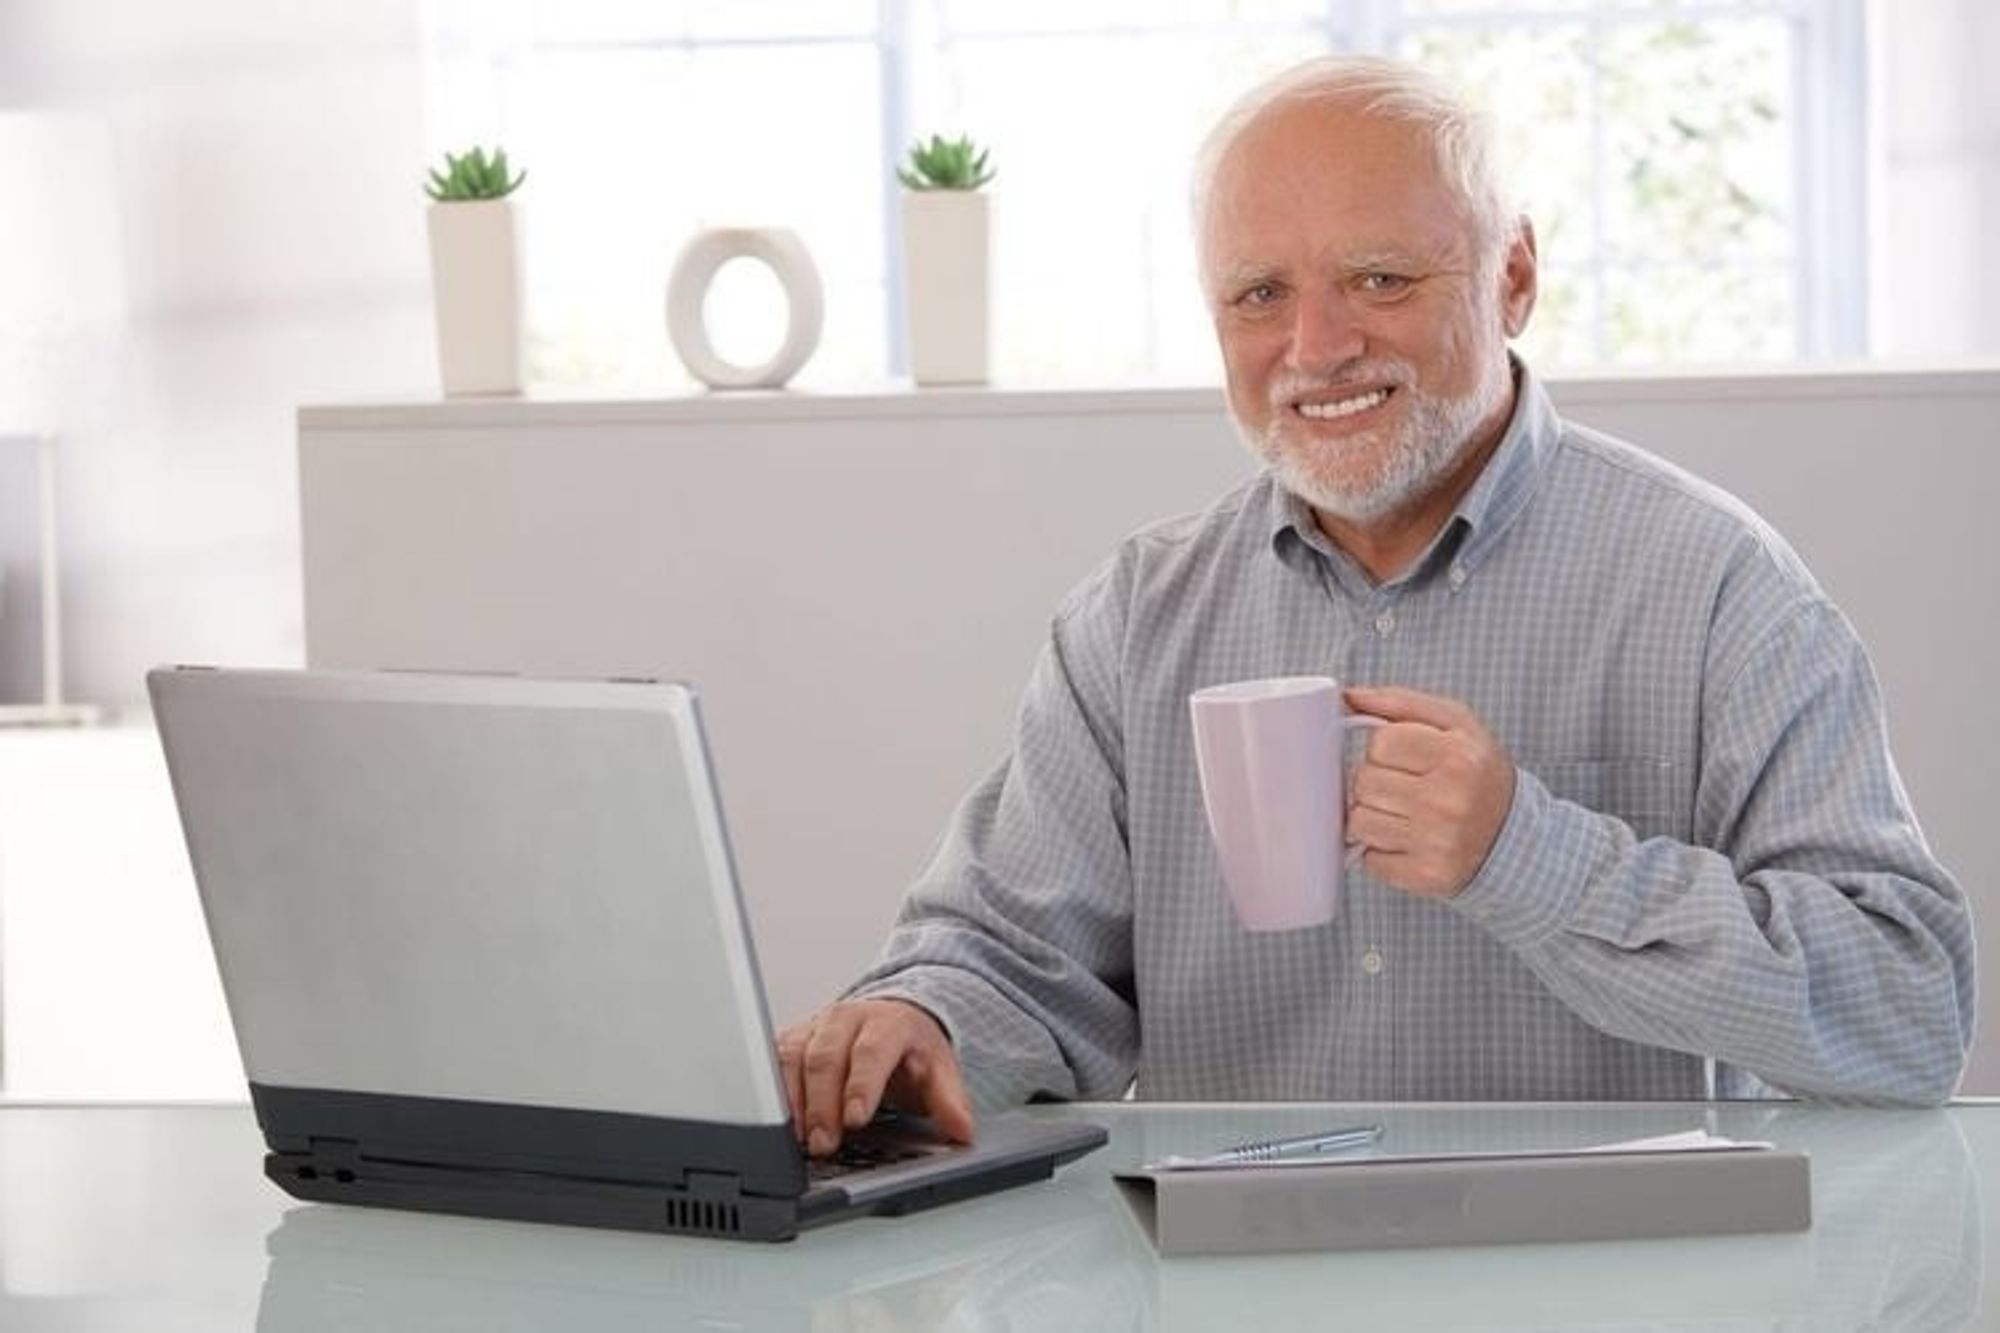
[297,360,2000,432]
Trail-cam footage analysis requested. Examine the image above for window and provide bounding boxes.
[420,0,1866,389]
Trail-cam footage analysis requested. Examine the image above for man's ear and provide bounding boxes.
[1499,215,1538,339]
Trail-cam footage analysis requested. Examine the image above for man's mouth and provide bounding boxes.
[1294,386,1394,420]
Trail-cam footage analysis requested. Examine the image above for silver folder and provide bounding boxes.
[1115,1146,1811,1256]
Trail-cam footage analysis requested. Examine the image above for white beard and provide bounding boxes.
[1241,353,1511,525]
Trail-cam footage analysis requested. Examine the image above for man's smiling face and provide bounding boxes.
[1201,97,1532,525]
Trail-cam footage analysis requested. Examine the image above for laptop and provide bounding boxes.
[148,666,1105,1242]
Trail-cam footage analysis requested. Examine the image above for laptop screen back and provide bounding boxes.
[150,668,788,1128]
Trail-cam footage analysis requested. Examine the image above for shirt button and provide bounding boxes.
[1360,948,1385,975]
[1449,565,1467,589]
[1374,612,1395,636]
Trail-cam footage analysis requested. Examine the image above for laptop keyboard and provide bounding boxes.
[804,1124,951,1182]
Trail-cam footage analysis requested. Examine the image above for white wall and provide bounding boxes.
[0,723,240,1099]
[0,0,435,707]
[1872,0,2000,357]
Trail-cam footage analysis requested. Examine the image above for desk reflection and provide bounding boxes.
[257,1176,1149,1333]
[253,1105,1980,1333]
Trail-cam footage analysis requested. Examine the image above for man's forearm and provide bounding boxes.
[1453,769,1975,1104]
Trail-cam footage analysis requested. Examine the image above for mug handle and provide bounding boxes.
[1341,714,1388,870]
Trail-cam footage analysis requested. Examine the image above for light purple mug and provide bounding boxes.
[1189,676,1384,931]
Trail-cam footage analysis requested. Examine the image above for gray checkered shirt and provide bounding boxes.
[849,365,1976,1105]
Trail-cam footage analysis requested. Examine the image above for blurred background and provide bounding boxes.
[1,0,1994,709]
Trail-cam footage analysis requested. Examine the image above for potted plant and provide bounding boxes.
[897,134,994,386]
[425,146,526,396]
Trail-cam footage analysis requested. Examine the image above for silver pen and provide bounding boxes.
[1162,1123,1384,1170]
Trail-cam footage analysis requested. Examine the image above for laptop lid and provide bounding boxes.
[150,666,787,1126]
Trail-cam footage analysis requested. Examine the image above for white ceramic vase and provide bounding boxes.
[427,199,523,396]
[665,226,824,389]
[900,190,990,386]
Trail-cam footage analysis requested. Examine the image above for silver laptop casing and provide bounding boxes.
[153,667,787,1125]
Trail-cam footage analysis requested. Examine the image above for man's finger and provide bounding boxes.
[1345,802,1413,854]
[904,1047,976,1144]
[1346,685,1476,731]
[1359,846,1415,883]
[1348,763,1426,816]
[776,1024,811,1143]
[841,1017,913,1130]
[800,1012,862,1155]
[1363,721,1447,776]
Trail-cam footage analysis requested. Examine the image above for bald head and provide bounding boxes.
[1193,55,1514,302]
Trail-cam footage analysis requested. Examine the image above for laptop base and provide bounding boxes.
[253,1082,1093,1243]
[266,1147,829,1242]
[267,1143,1068,1242]
[255,1083,830,1242]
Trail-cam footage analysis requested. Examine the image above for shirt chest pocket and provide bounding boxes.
[1526,758,1691,844]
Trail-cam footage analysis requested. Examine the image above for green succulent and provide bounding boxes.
[896,134,995,191]
[425,146,526,202]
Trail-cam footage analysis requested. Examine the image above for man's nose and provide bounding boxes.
[1287,290,1366,373]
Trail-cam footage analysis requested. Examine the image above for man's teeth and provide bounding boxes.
[1297,389,1389,419]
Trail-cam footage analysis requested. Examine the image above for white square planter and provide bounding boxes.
[427,199,523,397]
[901,190,990,386]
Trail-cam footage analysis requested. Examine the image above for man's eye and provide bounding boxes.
[1236,282,1283,308]
[1356,272,1414,295]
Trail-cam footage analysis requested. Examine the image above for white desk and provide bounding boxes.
[1,1099,1989,1329]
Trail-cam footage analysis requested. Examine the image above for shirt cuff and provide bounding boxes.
[843,964,1083,1109]
[843,974,965,1049]
[1449,765,1593,946]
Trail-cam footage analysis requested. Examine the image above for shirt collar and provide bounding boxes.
[1264,356,1561,590]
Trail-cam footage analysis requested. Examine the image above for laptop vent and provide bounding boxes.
[665,1197,742,1236]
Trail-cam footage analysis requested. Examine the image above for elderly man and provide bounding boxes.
[779,55,1976,1156]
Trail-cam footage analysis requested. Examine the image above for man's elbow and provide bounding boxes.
[1847,1014,1971,1107]
[1851,930,1977,1106]
[1763,1010,1971,1107]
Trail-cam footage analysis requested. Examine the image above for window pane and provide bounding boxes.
[1399,23,1599,361]
[933,31,1323,381]
[1400,0,1720,14]
[426,1,1854,382]
[939,0,1323,37]
[1404,10,1801,365]
[515,41,884,389]
[1604,261,1794,362]
[1518,265,1603,369]
[1600,17,1793,266]
[534,0,875,45]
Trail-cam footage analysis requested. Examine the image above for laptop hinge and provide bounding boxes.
[286,1136,363,1184]
[306,1136,360,1156]
[683,1169,745,1200]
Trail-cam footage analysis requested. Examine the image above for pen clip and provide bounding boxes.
[1194,1123,1383,1166]
[1216,1128,1376,1160]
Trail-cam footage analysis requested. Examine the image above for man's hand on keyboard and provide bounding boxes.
[776,998,975,1158]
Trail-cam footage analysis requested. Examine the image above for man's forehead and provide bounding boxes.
[1214,242,1449,277]
[1201,105,1479,279]
[1224,95,1442,177]
[1206,229,1470,292]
